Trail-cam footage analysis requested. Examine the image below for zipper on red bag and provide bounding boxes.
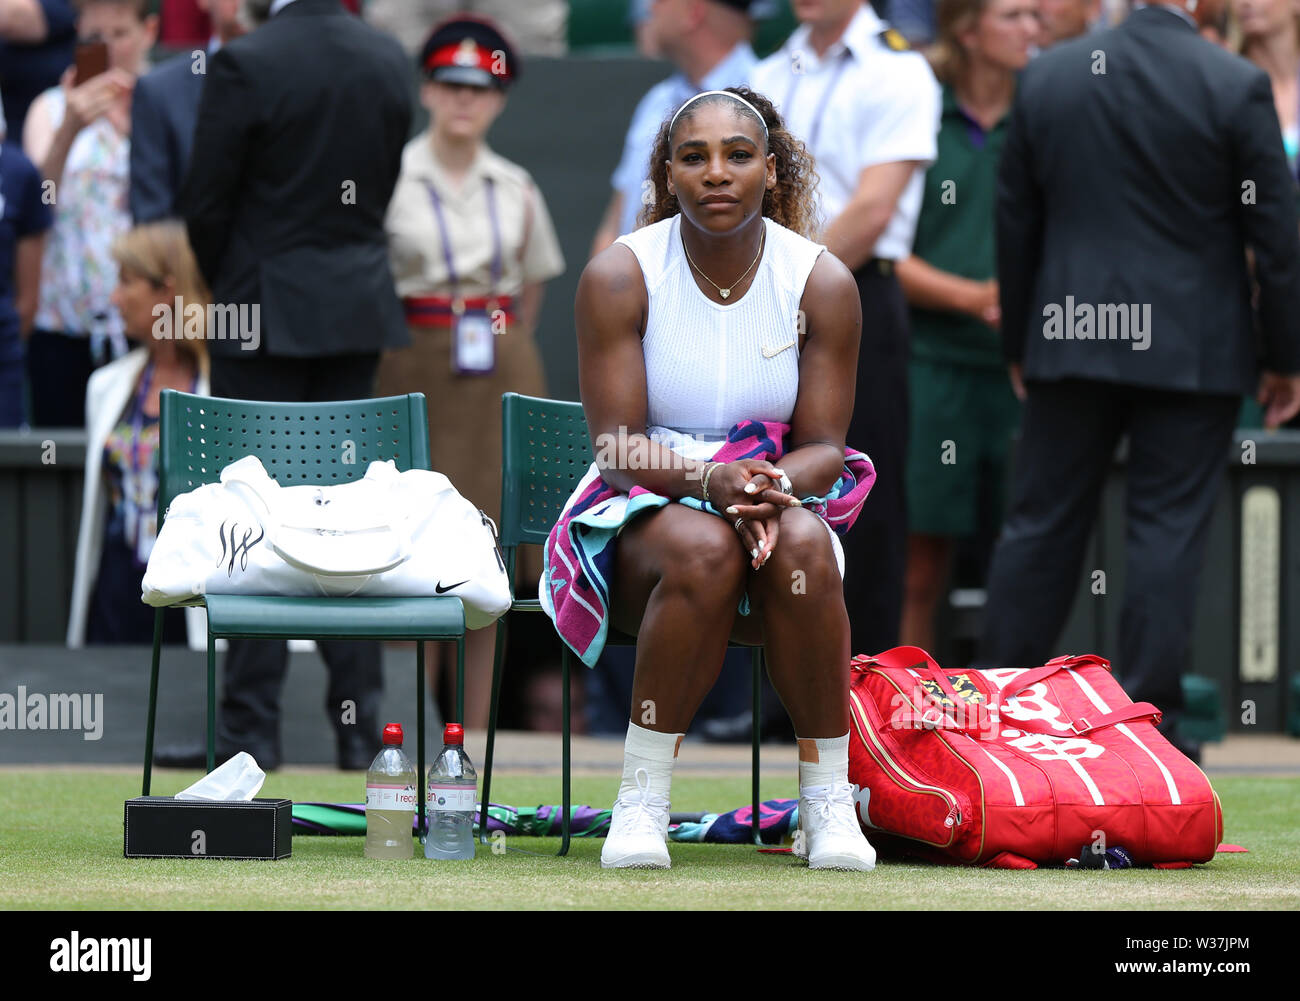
[850,686,962,845]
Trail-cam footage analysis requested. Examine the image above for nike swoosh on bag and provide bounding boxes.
[435,579,470,594]
[762,340,797,359]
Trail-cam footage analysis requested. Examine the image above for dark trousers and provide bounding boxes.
[0,356,24,427]
[976,378,1239,720]
[210,351,384,764]
[209,351,380,403]
[840,263,909,656]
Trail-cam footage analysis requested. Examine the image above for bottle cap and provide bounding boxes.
[382,723,404,745]
[443,722,464,745]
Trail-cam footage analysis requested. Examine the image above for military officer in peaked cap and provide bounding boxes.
[375,13,566,730]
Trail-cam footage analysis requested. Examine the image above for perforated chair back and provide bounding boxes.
[498,393,593,549]
[156,390,431,520]
[482,392,767,855]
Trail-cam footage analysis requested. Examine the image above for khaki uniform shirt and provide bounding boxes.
[387,134,565,302]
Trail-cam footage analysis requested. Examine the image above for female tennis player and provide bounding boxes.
[557,86,873,870]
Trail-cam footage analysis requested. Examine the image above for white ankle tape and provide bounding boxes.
[625,720,683,762]
[797,732,850,788]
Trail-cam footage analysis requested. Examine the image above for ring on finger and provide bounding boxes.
[734,517,745,533]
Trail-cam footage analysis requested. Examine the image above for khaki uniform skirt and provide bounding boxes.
[374,320,548,590]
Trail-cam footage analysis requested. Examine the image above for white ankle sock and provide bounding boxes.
[620,721,682,801]
[797,733,850,790]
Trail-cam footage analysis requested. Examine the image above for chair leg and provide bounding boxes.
[454,633,465,725]
[417,638,426,841]
[206,630,217,774]
[559,646,571,857]
[480,616,509,846]
[751,648,763,845]
[142,609,165,796]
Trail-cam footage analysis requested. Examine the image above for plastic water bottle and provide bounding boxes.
[424,723,477,860]
[365,723,416,859]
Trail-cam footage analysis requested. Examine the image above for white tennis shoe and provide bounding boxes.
[797,781,877,871]
[601,767,671,869]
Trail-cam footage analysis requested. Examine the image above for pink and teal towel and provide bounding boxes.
[540,419,875,667]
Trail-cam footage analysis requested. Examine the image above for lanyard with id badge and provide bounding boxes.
[782,48,851,150]
[424,177,504,376]
[123,361,198,568]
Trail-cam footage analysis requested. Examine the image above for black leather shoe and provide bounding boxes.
[153,741,280,771]
[1156,713,1202,766]
[337,718,381,770]
[1169,734,1202,766]
[696,713,751,744]
[696,710,796,744]
[337,748,375,770]
[337,734,378,770]
[152,743,208,768]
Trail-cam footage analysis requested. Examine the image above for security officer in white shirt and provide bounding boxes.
[591,0,759,255]
[750,0,941,656]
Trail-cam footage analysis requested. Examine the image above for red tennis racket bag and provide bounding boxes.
[847,647,1223,867]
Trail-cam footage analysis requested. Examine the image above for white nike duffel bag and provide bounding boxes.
[141,455,511,628]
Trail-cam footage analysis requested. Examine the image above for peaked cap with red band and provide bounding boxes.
[419,14,518,90]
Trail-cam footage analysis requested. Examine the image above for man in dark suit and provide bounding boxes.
[166,0,412,770]
[981,0,1300,757]
[129,0,247,223]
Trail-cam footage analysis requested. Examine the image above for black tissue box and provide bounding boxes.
[124,797,292,859]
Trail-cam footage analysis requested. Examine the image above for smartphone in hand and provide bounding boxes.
[73,40,109,86]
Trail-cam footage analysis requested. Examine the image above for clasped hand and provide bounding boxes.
[705,459,802,570]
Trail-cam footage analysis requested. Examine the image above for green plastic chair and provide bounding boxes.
[141,390,466,836]
[479,392,765,856]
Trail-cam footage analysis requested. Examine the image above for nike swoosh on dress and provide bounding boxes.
[762,340,797,359]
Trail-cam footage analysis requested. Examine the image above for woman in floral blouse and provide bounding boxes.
[22,0,156,427]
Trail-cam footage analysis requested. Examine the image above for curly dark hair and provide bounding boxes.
[636,86,822,240]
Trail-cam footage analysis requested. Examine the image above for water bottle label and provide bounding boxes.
[366,783,416,811]
[426,785,476,811]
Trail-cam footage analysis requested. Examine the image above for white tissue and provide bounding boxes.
[174,751,266,801]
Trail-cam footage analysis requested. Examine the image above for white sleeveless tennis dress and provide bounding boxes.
[615,212,824,451]
[613,212,843,573]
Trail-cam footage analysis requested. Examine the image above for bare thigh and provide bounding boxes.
[609,504,750,638]
[609,505,842,647]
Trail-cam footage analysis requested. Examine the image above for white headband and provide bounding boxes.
[668,90,769,139]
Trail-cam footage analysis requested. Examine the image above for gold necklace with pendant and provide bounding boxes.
[682,224,765,300]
